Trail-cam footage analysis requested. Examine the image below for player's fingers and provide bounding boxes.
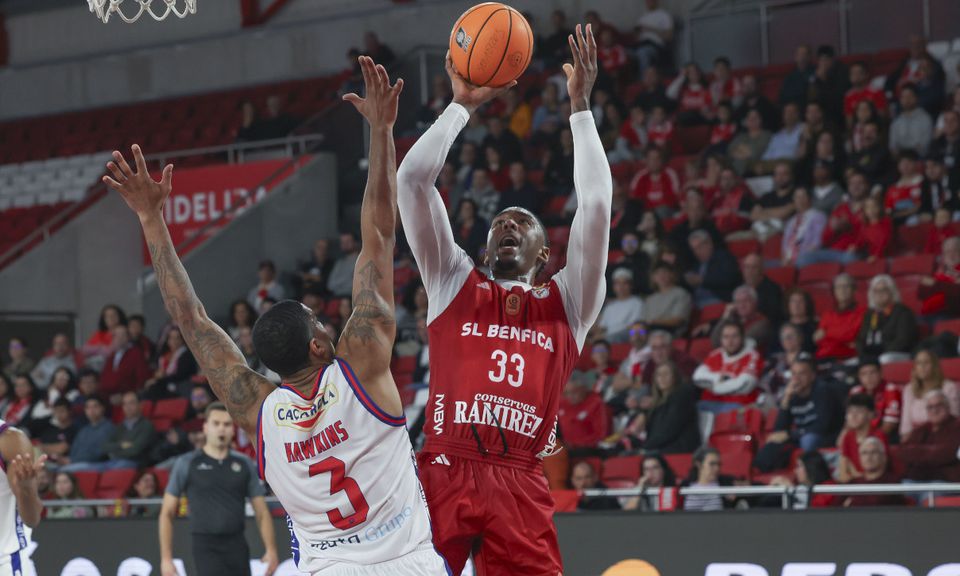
[562,62,574,80]
[113,150,135,178]
[34,454,48,471]
[576,23,587,58]
[107,162,126,183]
[161,164,174,189]
[567,34,582,69]
[392,77,405,96]
[103,175,123,191]
[342,93,363,106]
[376,64,390,90]
[132,144,149,175]
[358,56,373,92]
[585,23,597,62]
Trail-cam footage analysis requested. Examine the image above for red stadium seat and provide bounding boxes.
[933,496,960,508]
[882,361,913,384]
[72,471,99,499]
[698,302,727,323]
[719,450,753,480]
[688,338,713,362]
[96,469,138,499]
[764,407,780,431]
[150,468,171,492]
[711,411,743,435]
[893,222,931,255]
[762,234,783,261]
[152,418,175,433]
[727,238,760,259]
[845,259,887,280]
[806,284,834,316]
[663,453,693,479]
[601,456,642,483]
[140,400,154,419]
[551,490,581,512]
[941,358,960,382]
[797,263,842,286]
[889,254,935,277]
[743,408,765,436]
[153,398,189,422]
[765,266,796,290]
[607,250,624,264]
[894,275,924,313]
[672,338,689,353]
[711,433,755,455]
[934,319,960,335]
[610,343,631,364]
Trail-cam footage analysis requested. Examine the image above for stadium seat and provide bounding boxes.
[895,275,924,312]
[551,490,580,512]
[73,471,100,499]
[845,259,886,279]
[688,338,713,362]
[719,450,753,480]
[797,263,842,286]
[711,411,743,435]
[806,284,834,315]
[764,407,780,431]
[151,418,176,433]
[711,433,755,455]
[672,338,689,353]
[601,455,642,483]
[934,318,960,335]
[610,343,631,364]
[727,238,759,259]
[882,361,913,384]
[153,398,189,423]
[941,358,960,382]
[765,266,796,289]
[140,400,154,419]
[743,408,765,436]
[893,222,931,255]
[933,496,960,508]
[890,254,935,277]
[762,234,783,261]
[663,453,693,479]
[96,469,138,499]
[150,468,171,492]
[698,302,727,323]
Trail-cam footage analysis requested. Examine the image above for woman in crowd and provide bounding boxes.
[848,99,882,152]
[227,299,258,342]
[667,62,713,125]
[46,367,80,406]
[856,196,893,261]
[760,323,805,405]
[856,275,918,363]
[900,349,960,437]
[127,471,162,518]
[783,288,818,353]
[814,273,865,361]
[644,362,700,454]
[636,211,665,260]
[83,304,127,363]
[143,327,198,400]
[451,199,488,264]
[3,337,34,379]
[0,373,13,419]
[6,374,50,436]
[682,447,736,511]
[767,451,839,509]
[642,263,692,336]
[622,455,678,512]
[781,188,826,266]
[47,472,95,520]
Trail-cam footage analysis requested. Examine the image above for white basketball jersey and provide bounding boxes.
[0,421,28,557]
[257,358,441,574]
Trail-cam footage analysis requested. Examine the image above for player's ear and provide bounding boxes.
[538,245,551,266]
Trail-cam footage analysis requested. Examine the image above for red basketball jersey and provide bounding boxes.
[423,269,580,471]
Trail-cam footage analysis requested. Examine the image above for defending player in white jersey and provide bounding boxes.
[103,56,448,575]
[0,420,44,576]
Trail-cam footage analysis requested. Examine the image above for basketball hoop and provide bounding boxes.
[88,0,197,23]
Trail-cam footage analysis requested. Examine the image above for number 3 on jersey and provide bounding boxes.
[308,457,369,530]
[489,349,525,387]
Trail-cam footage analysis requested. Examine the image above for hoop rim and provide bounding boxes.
[87,0,198,24]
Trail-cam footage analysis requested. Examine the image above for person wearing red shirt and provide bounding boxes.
[857,196,892,260]
[667,63,713,125]
[710,102,737,146]
[843,61,887,123]
[899,389,960,482]
[849,357,901,437]
[629,146,680,217]
[709,167,754,235]
[587,339,620,396]
[843,437,907,507]
[692,320,763,412]
[83,304,127,365]
[709,57,743,109]
[558,370,611,450]
[99,324,150,404]
[920,236,960,315]
[646,104,674,148]
[885,151,924,224]
[923,207,955,255]
[837,394,889,482]
[814,273,866,361]
[597,28,628,79]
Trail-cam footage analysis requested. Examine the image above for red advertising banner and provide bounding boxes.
[142,157,309,263]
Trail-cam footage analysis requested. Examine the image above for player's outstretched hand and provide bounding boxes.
[262,549,279,576]
[445,51,517,115]
[103,144,174,222]
[160,559,178,576]
[563,23,598,114]
[343,56,403,129]
[7,452,47,496]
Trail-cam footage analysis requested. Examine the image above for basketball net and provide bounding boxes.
[88,0,197,23]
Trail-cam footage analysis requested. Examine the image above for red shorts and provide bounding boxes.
[417,452,563,576]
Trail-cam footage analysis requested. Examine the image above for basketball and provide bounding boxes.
[449,2,533,87]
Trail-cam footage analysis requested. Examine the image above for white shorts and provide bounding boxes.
[318,546,449,576]
[0,550,24,576]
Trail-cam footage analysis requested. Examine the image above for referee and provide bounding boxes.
[159,402,278,576]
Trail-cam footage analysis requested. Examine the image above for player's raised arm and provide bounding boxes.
[103,146,273,435]
[554,24,613,351]
[396,54,515,320]
[0,427,45,527]
[336,57,405,411]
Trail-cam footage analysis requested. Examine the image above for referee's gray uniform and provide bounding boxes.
[166,450,265,576]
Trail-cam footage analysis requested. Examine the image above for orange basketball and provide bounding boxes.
[449,3,533,87]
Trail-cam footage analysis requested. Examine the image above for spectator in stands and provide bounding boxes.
[914,55,947,119]
[596,268,645,343]
[99,324,149,403]
[754,355,843,471]
[570,461,620,511]
[856,274,919,363]
[609,182,644,250]
[618,322,650,379]
[782,288,817,352]
[47,472,94,519]
[185,385,213,425]
[889,85,933,156]
[483,146,509,192]
[127,315,155,364]
[844,61,888,125]
[297,239,334,298]
[544,128,575,197]
[396,282,429,346]
[502,90,532,141]
[694,320,763,413]
[128,471,161,518]
[31,333,82,389]
[638,330,698,387]
[246,260,285,311]
[151,427,193,470]
[611,105,648,164]
[709,167,755,235]
[558,371,610,451]
[837,394,888,483]
[702,285,771,349]
[103,391,156,469]
[646,104,675,148]
[686,230,741,306]
[768,451,839,508]
[667,63,713,125]
[886,151,925,225]
[931,110,960,185]
[6,374,49,435]
[143,327,198,401]
[498,162,539,213]
[60,396,115,472]
[542,10,573,65]
[920,236,960,316]
[849,121,894,183]
[814,274,866,361]
[804,170,869,266]
[587,340,619,397]
[850,357,901,438]
[642,262,691,335]
[856,196,893,261]
[708,102,737,152]
[809,45,849,126]
[843,437,906,507]
[633,0,674,74]
[3,337,33,379]
[759,323,804,404]
[629,146,680,218]
[362,31,395,68]
[0,373,13,419]
[901,349,960,437]
[765,104,806,169]
[73,369,100,412]
[900,390,960,482]
[417,74,452,129]
[709,57,742,109]
[634,67,671,113]
[682,447,736,511]
[327,232,360,298]
[258,94,300,140]
[532,82,563,138]
[597,27,628,82]
[781,187,826,266]
[740,253,784,325]
[46,367,79,406]
[38,399,78,466]
[920,157,957,222]
[636,211,665,260]
[734,74,779,131]
[483,116,523,165]
[727,109,771,177]
[622,455,678,511]
[848,100,882,153]
[610,232,652,296]
[780,44,815,108]
[750,162,796,240]
[462,170,501,225]
[799,101,834,161]
[643,362,700,453]
[235,100,260,142]
[809,159,844,215]
[227,299,258,343]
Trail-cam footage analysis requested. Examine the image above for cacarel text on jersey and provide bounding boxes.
[459,322,555,352]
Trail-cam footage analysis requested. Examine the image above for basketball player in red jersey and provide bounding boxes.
[397,25,610,575]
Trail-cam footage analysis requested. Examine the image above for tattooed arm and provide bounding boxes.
[104,145,273,435]
[336,57,405,416]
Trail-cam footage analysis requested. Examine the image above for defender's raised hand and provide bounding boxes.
[104,144,174,221]
[445,51,517,114]
[7,452,46,496]
[563,23,598,113]
[343,56,404,128]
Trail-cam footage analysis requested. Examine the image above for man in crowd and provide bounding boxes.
[595,268,645,343]
[685,230,742,306]
[707,285,772,349]
[325,232,360,298]
[848,121,893,183]
[848,357,901,438]
[102,391,156,469]
[629,146,680,218]
[37,399,79,467]
[498,162,539,213]
[246,260,285,311]
[740,253,784,324]
[889,84,933,155]
[779,44,815,108]
[31,333,83,390]
[127,314,156,362]
[669,189,724,265]
[558,371,611,452]
[634,0,674,74]
[899,390,960,482]
[100,324,150,403]
[843,437,906,507]
[60,396,115,472]
[571,461,620,510]
[693,320,763,413]
[619,321,650,378]
[836,394,888,483]
[636,329,697,385]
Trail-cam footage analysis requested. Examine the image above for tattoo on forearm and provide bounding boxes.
[341,261,394,345]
